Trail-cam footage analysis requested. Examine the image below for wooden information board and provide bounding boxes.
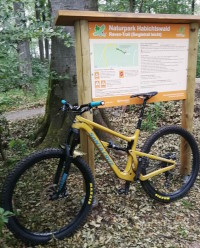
[55,10,200,174]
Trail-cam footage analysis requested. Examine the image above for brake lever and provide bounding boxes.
[58,105,68,113]
[61,105,67,112]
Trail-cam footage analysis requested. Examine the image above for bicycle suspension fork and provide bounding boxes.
[54,129,80,195]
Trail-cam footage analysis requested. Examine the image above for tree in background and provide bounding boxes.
[0,0,34,92]
[36,0,98,147]
[35,0,45,62]
[13,2,32,78]
[0,0,46,92]
[0,0,71,94]
[35,0,50,61]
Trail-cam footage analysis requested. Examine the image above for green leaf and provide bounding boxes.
[0,208,4,215]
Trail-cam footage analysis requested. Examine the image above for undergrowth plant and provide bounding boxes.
[0,207,14,242]
[141,102,164,132]
[9,139,28,156]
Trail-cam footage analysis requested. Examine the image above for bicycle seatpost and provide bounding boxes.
[136,98,147,130]
[130,91,157,130]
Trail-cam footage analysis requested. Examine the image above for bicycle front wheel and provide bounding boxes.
[140,126,199,202]
[1,148,95,245]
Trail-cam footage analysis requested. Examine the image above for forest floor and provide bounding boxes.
[1,84,200,247]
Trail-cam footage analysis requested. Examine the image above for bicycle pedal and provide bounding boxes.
[118,188,128,195]
[118,181,130,195]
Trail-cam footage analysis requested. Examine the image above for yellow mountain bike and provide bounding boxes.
[1,92,199,245]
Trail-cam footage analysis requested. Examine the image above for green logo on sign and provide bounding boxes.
[178,26,186,35]
[93,24,106,37]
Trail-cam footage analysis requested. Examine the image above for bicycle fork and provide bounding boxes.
[50,145,72,201]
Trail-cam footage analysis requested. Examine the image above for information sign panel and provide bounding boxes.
[89,22,189,107]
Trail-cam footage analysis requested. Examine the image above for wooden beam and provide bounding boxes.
[74,20,95,175]
[55,10,200,26]
[181,22,199,175]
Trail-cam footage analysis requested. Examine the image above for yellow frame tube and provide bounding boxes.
[76,116,134,142]
[73,120,135,181]
[72,116,176,181]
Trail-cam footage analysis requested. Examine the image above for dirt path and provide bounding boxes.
[3,106,45,122]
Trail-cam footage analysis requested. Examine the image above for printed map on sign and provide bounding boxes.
[93,43,138,68]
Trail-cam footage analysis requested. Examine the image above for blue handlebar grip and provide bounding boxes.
[90,101,105,108]
[61,99,67,105]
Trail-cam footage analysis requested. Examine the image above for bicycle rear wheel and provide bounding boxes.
[140,126,199,202]
[1,148,95,245]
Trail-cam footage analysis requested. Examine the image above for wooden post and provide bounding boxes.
[74,20,95,175]
[181,23,199,175]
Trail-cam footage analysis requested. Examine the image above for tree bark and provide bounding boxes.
[13,2,32,77]
[191,0,195,14]
[43,11,49,61]
[39,39,45,62]
[139,0,144,13]
[0,128,6,161]
[129,0,136,12]
[35,0,45,62]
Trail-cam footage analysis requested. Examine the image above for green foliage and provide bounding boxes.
[141,103,164,132]
[0,207,14,237]
[0,58,48,112]
[0,87,47,112]
[31,58,49,95]
[9,139,28,155]
[99,0,130,12]
[0,0,72,96]
[0,0,72,44]
[181,199,194,209]
[99,0,196,14]
[0,46,21,92]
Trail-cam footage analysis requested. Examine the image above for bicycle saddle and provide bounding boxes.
[130,91,158,99]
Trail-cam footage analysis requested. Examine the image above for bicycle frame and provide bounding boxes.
[72,115,176,182]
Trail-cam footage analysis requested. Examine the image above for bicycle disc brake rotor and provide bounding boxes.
[40,184,68,208]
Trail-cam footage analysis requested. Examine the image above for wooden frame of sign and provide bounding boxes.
[55,10,200,175]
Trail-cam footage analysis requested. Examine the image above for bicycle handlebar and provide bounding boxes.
[89,101,105,108]
[61,99,104,114]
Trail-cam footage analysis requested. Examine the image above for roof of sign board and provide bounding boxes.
[55,10,200,26]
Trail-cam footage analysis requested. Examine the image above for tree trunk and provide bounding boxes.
[129,0,136,12]
[17,41,33,77]
[37,0,98,147]
[35,0,45,62]
[0,132,6,161]
[41,3,50,61]
[139,0,144,13]
[191,0,195,14]
[43,11,50,61]
[39,39,45,62]
[44,38,49,60]
[13,2,32,77]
